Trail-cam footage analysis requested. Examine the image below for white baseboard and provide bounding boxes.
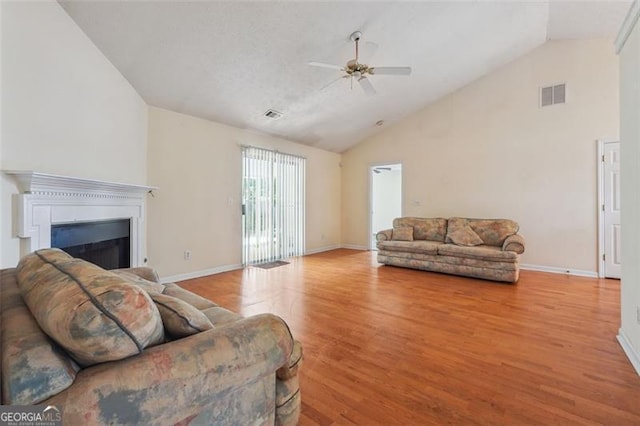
[617,328,640,376]
[304,244,342,255]
[520,264,598,278]
[341,244,370,251]
[160,264,243,284]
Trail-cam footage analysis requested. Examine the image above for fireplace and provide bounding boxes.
[52,219,131,269]
[5,171,154,267]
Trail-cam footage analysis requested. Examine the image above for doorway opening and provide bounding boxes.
[370,163,402,250]
[241,146,305,265]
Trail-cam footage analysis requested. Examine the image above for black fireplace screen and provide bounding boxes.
[51,219,131,270]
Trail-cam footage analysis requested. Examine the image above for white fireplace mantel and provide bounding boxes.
[4,171,156,266]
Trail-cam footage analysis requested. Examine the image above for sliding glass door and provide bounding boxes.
[241,146,305,265]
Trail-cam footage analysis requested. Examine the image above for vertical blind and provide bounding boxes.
[242,146,305,265]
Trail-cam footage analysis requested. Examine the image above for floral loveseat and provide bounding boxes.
[0,248,302,425]
[376,217,525,283]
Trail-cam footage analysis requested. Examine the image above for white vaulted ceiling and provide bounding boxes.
[59,1,631,153]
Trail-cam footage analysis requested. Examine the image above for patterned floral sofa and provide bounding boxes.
[376,217,525,283]
[0,248,302,425]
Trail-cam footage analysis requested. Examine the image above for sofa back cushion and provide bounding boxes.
[1,268,79,405]
[16,249,164,367]
[112,269,166,294]
[162,283,217,310]
[148,292,214,338]
[447,218,519,247]
[393,217,448,242]
[446,224,484,247]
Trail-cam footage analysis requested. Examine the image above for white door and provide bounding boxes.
[370,164,402,250]
[603,142,621,279]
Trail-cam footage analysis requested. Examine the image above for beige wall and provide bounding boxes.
[619,6,640,372]
[342,39,619,274]
[147,107,341,280]
[0,0,148,268]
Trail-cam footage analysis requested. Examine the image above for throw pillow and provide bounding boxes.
[162,283,217,310]
[113,269,166,294]
[392,226,414,241]
[16,248,164,367]
[148,292,214,338]
[447,225,484,246]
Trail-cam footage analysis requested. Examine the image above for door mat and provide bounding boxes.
[255,260,290,269]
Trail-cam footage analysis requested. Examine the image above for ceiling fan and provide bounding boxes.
[309,31,412,95]
[373,167,392,174]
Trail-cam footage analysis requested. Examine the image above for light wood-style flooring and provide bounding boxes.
[179,249,640,425]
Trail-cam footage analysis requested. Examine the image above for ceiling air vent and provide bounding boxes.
[540,83,566,107]
[263,109,283,119]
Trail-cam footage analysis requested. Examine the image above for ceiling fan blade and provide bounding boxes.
[374,167,391,173]
[319,75,349,91]
[308,61,344,71]
[358,76,376,96]
[370,66,412,76]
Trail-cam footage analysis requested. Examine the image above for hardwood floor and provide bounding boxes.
[179,249,640,425]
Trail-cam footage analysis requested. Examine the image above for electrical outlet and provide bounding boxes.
[184,250,192,261]
[321,233,325,240]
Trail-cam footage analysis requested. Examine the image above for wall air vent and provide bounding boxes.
[540,83,566,107]
[263,109,283,119]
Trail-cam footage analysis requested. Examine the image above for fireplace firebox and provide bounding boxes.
[51,219,131,270]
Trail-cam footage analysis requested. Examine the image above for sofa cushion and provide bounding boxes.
[112,266,162,284]
[162,283,218,310]
[377,253,519,282]
[148,292,214,338]
[469,218,519,246]
[377,250,518,271]
[1,269,80,405]
[113,270,166,294]
[16,249,164,367]
[201,306,243,326]
[377,240,443,255]
[393,217,447,242]
[447,225,483,247]
[391,226,414,241]
[447,218,519,247]
[437,244,518,261]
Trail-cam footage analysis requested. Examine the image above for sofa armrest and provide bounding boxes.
[44,314,293,425]
[503,234,525,254]
[112,266,161,283]
[376,229,393,242]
